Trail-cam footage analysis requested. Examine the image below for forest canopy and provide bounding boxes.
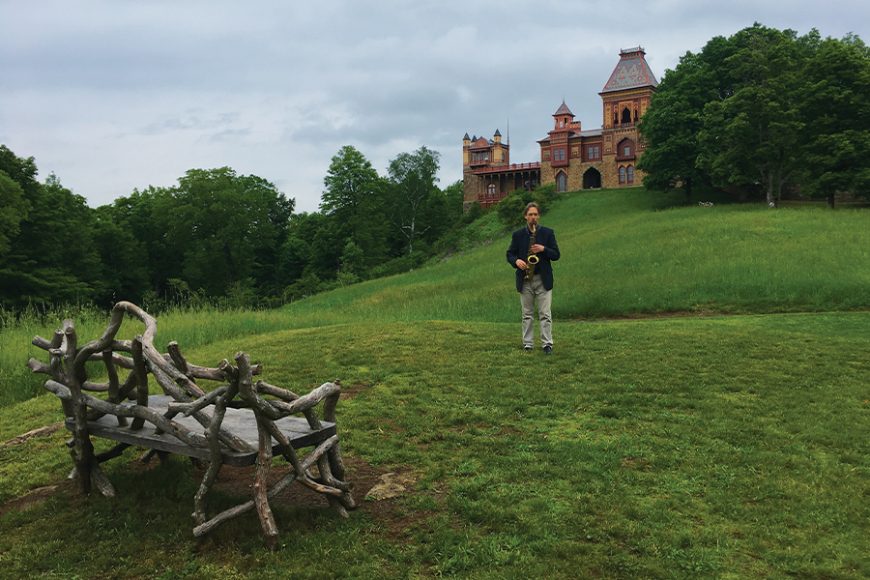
[638,24,870,206]
[0,144,464,311]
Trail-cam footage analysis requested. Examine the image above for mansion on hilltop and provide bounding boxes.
[463,47,659,210]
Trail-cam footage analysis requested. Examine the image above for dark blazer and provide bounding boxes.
[506,225,560,292]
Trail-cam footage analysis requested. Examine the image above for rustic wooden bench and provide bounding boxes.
[27,301,355,547]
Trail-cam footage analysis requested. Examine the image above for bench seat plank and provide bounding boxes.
[67,395,336,466]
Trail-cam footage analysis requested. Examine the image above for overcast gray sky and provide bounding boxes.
[1,1,868,212]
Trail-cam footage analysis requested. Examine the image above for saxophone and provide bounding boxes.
[524,224,540,282]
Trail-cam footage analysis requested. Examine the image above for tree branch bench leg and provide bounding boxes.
[254,412,279,549]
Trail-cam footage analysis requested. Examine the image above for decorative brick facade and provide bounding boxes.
[463,47,657,210]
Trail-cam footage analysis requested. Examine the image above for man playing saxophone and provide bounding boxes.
[506,202,561,354]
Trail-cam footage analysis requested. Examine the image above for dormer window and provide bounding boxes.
[616,138,635,160]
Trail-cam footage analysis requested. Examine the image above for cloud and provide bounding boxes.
[1,0,868,212]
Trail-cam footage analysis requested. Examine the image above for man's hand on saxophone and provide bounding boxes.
[516,245,545,269]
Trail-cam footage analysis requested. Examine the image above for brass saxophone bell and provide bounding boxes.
[527,254,540,265]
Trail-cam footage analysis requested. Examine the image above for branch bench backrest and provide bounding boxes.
[27,301,355,545]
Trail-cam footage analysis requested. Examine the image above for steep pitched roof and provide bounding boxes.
[553,100,574,117]
[601,47,658,93]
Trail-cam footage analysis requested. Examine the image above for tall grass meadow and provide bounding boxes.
[3,188,868,406]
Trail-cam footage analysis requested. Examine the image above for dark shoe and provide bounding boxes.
[543,345,553,355]
[523,345,533,352]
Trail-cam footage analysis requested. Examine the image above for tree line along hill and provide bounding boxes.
[1,23,867,314]
[0,144,478,312]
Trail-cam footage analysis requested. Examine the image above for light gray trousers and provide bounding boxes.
[520,275,553,348]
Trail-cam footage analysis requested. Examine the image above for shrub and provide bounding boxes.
[497,184,559,226]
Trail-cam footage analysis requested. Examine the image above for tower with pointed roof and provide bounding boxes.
[538,100,591,193]
[599,46,658,188]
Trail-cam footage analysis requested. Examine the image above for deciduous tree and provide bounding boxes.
[697,25,808,207]
[800,34,870,206]
[160,167,293,298]
[640,24,868,207]
[387,146,443,255]
[0,149,101,307]
[321,145,389,269]
[637,50,722,196]
[0,171,27,258]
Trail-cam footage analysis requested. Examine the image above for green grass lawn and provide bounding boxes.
[1,314,867,578]
[3,188,869,406]
[1,188,868,578]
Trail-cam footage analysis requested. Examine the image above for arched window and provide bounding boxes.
[627,166,635,184]
[556,171,568,193]
[618,166,626,184]
[621,107,632,124]
[487,183,496,197]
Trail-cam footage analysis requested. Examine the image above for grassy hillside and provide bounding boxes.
[1,188,868,577]
[292,188,870,323]
[3,187,869,405]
